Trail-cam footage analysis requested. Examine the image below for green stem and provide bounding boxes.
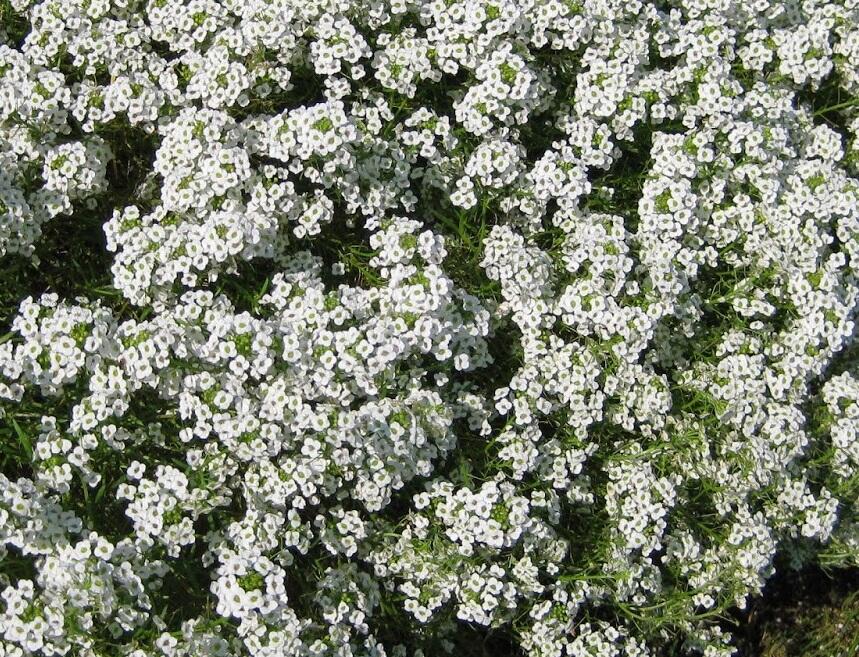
[813,97,859,116]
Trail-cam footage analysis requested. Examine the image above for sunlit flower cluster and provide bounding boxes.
[1,1,858,656]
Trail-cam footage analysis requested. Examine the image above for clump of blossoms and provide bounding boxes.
[1,1,859,656]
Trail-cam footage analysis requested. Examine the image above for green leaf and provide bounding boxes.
[10,417,32,460]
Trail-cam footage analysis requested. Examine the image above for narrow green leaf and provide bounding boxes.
[10,417,32,460]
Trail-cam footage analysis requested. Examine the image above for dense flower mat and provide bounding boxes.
[1,0,859,655]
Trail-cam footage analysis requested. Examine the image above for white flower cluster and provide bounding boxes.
[1,1,859,657]
[0,44,112,258]
[821,373,859,479]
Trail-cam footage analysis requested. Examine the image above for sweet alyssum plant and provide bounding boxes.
[1,0,858,656]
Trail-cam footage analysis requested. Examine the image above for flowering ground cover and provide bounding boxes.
[1,0,859,655]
